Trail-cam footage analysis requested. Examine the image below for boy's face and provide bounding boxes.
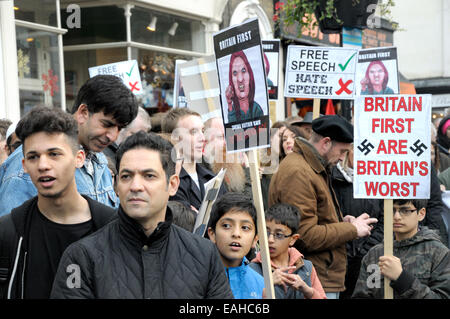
[393,202,425,240]
[208,209,258,268]
[22,132,84,199]
[266,220,299,260]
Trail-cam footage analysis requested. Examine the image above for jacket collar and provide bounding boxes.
[293,137,327,175]
[10,195,115,248]
[117,204,173,248]
[179,163,216,202]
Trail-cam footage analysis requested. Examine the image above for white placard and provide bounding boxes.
[284,46,358,99]
[354,95,431,199]
[89,60,142,95]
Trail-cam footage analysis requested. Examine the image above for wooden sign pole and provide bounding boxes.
[197,58,216,113]
[248,149,275,299]
[384,199,394,299]
[313,98,321,119]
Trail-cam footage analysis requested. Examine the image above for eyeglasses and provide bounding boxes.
[266,230,292,240]
[393,208,417,217]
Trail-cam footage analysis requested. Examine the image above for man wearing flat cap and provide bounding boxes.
[269,115,377,299]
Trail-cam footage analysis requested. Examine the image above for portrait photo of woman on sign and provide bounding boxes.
[360,60,394,95]
[225,50,264,123]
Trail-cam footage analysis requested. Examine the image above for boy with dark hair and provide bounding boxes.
[0,75,138,216]
[207,192,264,299]
[51,131,233,299]
[353,198,450,299]
[0,107,115,299]
[250,203,326,299]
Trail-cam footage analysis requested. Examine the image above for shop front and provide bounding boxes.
[0,0,228,121]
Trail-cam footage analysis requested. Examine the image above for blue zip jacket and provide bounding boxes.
[225,257,264,299]
[0,145,118,216]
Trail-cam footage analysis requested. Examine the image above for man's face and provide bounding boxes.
[117,148,178,226]
[176,115,205,163]
[297,124,312,140]
[76,105,121,153]
[7,133,22,155]
[204,118,225,163]
[116,116,151,145]
[324,141,351,165]
[22,132,84,198]
[208,209,257,268]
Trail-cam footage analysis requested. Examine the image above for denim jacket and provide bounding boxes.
[0,145,118,217]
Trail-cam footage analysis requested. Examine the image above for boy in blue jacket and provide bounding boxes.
[207,192,264,299]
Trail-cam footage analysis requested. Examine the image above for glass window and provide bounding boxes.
[61,6,126,45]
[14,0,57,27]
[16,26,61,115]
[135,49,191,111]
[131,7,205,53]
[64,48,127,110]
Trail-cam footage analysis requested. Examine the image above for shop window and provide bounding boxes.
[64,48,127,109]
[135,49,190,112]
[16,26,61,116]
[14,0,57,26]
[131,6,205,53]
[61,6,126,45]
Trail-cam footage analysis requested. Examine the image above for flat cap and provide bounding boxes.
[312,115,353,143]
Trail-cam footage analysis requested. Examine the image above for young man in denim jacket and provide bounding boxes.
[0,75,138,216]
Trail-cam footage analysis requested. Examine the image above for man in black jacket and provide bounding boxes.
[50,131,234,299]
[0,107,115,299]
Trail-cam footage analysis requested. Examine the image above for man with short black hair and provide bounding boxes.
[269,115,378,298]
[50,131,233,299]
[0,75,138,216]
[0,107,115,299]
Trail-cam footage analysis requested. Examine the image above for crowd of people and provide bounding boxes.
[0,74,448,299]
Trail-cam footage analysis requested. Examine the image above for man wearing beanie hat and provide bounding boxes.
[269,114,377,298]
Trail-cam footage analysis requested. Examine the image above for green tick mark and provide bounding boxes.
[338,52,356,71]
[126,63,136,77]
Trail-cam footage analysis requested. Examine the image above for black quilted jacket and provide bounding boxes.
[50,206,234,299]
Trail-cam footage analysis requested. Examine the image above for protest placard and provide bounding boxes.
[179,55,221,121]
[193,168,226,237]
[284,46,358,99]
[88,60,142,95]
[262,40,280,100]
[354,95,431,199]
[355,47,399,95]
[213,18,274,298]
[173,59,187,108]
[213,18,270,153]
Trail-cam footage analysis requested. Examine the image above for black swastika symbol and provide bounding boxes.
[357,139,374,155]
[410,139,427,156]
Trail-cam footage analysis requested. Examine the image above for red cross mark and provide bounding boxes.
[129,81,140,92]
[335,78,353,95]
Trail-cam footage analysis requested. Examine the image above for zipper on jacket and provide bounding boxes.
[7,236,23,299]
[21,252,27,299]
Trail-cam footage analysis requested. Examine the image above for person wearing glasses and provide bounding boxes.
[250,203,326,299]
[207,192,264,299]
[353,199,450,299]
